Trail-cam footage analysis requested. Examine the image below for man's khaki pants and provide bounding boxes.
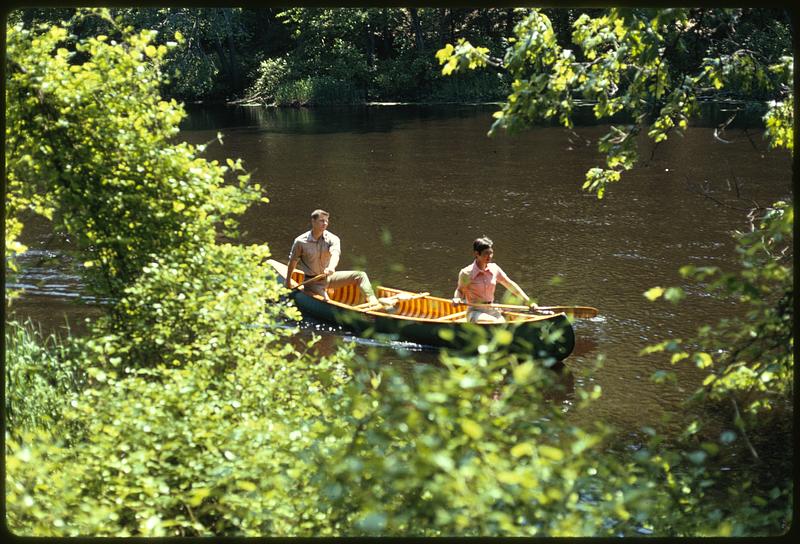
[304,270,377,303]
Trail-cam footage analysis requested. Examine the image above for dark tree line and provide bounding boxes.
[10,7,791,105]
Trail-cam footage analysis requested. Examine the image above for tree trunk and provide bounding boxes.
[406,8,425,54]
[439,8,453,44]
[506,8,516,37]
[221,9,242,93]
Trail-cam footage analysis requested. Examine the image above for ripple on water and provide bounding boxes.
[8,249,89,300]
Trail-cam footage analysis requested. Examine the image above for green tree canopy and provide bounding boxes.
[436,7,792,197]
[5,9,263,301]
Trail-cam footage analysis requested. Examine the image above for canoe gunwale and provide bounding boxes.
[292,281,563,324]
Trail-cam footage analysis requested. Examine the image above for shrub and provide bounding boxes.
[274,76,363,106]
[6,13,263,301]
[371,55,432,102]
[429,70,507,103]
[245,56,290,103]
[5,336,358,536]
[4,320,85,434]
[82,242,295,371]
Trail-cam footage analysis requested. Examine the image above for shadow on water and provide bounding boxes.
[180,103,502,135]
[180,100,769,135]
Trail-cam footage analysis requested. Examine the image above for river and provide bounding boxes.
[8,103,792,439]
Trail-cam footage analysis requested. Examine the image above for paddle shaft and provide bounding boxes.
[291,273,327,290]
[467,302,598,319]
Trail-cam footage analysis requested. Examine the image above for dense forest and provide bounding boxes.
[10,7,793,105]
[5,7,793,537]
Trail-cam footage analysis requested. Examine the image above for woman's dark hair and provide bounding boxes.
[473,236,493,253]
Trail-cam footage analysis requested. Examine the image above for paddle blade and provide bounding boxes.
[537,305,599,319]
[562,306,598,319]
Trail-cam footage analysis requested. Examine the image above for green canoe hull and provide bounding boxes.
[290,289,575,361]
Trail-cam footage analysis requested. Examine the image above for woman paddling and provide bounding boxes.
[452,236,534,323]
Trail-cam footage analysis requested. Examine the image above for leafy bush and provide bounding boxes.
[274,76,363,106]
[7,320,655,537]
[83,242,297,371]
[5,12,263,301]
[245,56,290,103]
[429,70,507,103]
[6,334,358,536]
[371,54,430,102]
[163,50,217,102]
[306,350,633,536]
[273,78,313,105]
[6,234,335,536]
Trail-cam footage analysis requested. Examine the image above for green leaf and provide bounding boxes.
[236,480,257,492]
[663,287,685,303]
[495,329,513,345]
[694,352,713,369]
[187,487,210,507]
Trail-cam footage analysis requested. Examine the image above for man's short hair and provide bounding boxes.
[311,209,330,220]
[473,236,493,253]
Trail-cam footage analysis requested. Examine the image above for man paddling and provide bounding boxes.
[286,209,382,306]
[452,236,534,323]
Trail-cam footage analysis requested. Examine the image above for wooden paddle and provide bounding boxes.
[290,273,326,290]
[467,302,599,319]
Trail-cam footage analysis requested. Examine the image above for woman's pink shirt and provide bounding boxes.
[456,261,511,303]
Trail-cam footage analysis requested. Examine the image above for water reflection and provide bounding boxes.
[181,100,768,134]
[180,103,503,134]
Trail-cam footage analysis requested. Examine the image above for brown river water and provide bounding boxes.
[8,104,792,440]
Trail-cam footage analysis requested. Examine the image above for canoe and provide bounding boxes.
[268,259,575,361]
